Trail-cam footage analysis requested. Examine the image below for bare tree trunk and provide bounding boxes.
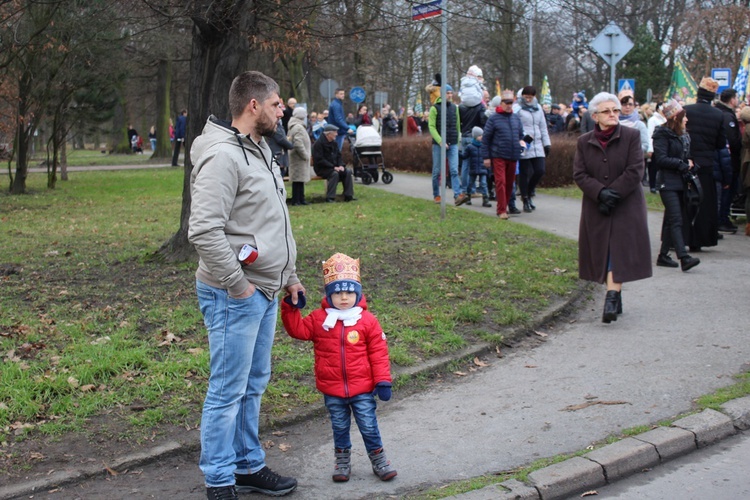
[154,2,253,263]
[153,59,173,159]
[11,71,33,195]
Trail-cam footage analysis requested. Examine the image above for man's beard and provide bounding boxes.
[258,113,277,137]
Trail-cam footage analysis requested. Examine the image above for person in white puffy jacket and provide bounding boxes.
[459,65,485,107]
[516,86,551,212]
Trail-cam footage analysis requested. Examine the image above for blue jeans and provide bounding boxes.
[432,143,461,199]
[196,280,278,487]
[336,134,345,150]
[469,174,488,197]
[324,393,383,453]
[460,137,474,195]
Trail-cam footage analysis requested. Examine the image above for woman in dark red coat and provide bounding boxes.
[573,92,652,323]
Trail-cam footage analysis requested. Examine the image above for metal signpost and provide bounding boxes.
[319,79,339,104]
[413,0,447,218]
[591,22,633,94]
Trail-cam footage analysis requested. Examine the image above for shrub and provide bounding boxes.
[344,132,580,188]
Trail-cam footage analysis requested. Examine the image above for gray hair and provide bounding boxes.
[229,71,280,118]
[589,92,621,114]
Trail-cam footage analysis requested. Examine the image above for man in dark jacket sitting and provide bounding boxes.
[313,124,355,202]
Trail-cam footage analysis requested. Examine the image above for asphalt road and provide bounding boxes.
[5,172,749,500]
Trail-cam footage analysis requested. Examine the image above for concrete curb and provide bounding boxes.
[0,285,589,499]
[447,400,750,500]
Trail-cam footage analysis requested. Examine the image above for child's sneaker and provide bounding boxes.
[332,448,351,482]
[368,448,397,481]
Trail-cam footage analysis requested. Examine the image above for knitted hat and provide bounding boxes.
[467,65,483,79]
[445,84,453,92]
[662,99,683,120]
[472,126,483,140]
[501,90,515,101]
[292,106,307,119]
[323,253,362,308]
[699,77,719,93]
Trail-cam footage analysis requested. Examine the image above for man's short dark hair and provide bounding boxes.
[335,88,345,94]
[229,71,280,118]
[720,88,737,103]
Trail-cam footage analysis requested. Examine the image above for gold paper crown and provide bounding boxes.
[699,77,719,93]
[322,253,361,286]
[500,89,515,101]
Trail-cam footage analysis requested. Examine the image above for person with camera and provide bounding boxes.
[573,92,652,324]
[651,99,700,272]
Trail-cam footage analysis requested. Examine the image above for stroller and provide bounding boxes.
[347,125,393,185]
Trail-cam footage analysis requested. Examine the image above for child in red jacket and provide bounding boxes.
[281,253,397,483]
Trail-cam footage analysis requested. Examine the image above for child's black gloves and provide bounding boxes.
[283,290,306,309]
[373,382,392,401]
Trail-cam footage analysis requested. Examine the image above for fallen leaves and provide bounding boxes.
[581,490,598,497]
[158,331,181,346]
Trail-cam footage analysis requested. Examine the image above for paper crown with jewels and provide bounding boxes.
[323,253,361,285]
[323,253,362,308]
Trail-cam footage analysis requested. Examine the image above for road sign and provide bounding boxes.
[712,68,732,93]
[412,0,442,21]
[591,22,634,93]
[319,79,339,101]
[374,91,388,110]
[591,22,633,66]
[349,87,366,103]
[618,79,635,95]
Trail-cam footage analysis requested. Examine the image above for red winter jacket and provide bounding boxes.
[281,295,392,398]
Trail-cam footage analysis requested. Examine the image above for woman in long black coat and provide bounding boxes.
[573,92,652,323]
[651,99,700,272]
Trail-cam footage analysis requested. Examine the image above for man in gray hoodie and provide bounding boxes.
[189,71,303,500]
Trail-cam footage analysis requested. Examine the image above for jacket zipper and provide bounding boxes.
[340,323,349,398]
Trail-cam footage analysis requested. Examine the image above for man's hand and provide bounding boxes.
[483,159,491,167]
[234,281,256,299]
[286,283,306,306]
[334,166,345,172]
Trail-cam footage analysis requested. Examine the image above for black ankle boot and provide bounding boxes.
[522,198,532,213]
[616,291,622,314]
[656,253,679,268]
[602,290,619,323]
[528,197,536,210]
[680,255,700,272]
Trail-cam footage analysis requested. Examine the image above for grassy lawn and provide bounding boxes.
[538,184,665,211]
[0,168,578,453]
[11,148,169,168]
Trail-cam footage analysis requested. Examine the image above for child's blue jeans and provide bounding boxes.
[324,392,383,452]
[469,174,489,197]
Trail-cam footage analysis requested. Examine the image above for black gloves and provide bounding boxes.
[597,188,621,216]
[544,145,550,157]
[283,290,307,309]
[523,135,534,144]
[373,382,392,401]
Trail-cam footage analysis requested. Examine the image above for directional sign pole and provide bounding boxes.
[440,2,447,219]
[609,32,616,94]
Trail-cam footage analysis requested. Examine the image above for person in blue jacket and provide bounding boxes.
[328,89,353,150]
[172,109,187,166]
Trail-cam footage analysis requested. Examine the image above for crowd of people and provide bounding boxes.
[183,68,750,499]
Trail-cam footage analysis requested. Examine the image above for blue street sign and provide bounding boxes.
[349,86,366,104]
[712,68,732,93]
[618,79,635,95]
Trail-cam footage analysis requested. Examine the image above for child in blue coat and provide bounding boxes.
[459,127,492,207]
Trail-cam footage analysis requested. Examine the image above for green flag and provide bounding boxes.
[666,56,697,102]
